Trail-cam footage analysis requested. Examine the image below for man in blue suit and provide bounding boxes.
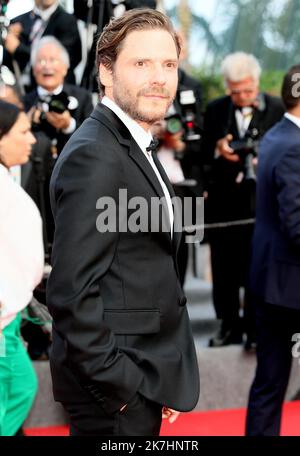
[246,65,300,436]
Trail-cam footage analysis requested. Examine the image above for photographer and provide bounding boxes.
[203,52,284,349]
[22,36,93,257]
[25,36,93,157]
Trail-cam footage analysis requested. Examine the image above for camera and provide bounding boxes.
[179,90,201,142]
[165,89,201,145]
[230,128,260,181]
[39,91,70,115]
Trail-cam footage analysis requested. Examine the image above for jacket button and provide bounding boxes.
[179,296,187,306]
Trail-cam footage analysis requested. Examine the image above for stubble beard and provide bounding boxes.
[113,83,174,126]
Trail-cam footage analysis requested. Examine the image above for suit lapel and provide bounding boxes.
[151,152,182,253]
[128,140,166,200]
[128,140,173,245]
[248,108,264,133]
[43,6,61,35]
[91,104,176,248]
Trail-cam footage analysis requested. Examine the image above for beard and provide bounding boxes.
[113,77,175,125]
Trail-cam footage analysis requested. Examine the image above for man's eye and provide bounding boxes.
[136,61,145,67]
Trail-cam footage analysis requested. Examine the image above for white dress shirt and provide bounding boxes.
[0,164,44,329]
[101,96,174,237]
[284,112,300,129]
[235,107,253,138]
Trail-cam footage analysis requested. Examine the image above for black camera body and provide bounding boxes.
[178,89,201,142]
[230,128,260,181]
[165,89,202,145]
[39,91,70,115]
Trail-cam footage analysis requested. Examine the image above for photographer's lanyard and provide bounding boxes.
[235,107,253,138]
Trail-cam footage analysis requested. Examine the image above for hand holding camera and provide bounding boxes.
[45,110,72,130]
[216,134,240,162]
[4,22,22,54]
[31,91,73,131]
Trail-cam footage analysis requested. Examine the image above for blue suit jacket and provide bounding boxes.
[250,116,300,310]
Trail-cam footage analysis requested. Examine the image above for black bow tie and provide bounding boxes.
[146,138,159,154]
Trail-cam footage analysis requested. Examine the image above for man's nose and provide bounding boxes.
[150,64,167,85]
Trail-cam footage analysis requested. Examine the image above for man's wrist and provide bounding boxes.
[62,116,76,134]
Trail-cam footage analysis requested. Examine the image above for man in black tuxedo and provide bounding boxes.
[246,65,300,435]
[203,52,284,349]
[4,0,81,88]
[46,9,199,436]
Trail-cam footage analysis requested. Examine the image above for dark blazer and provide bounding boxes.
[46,104,200,415]
[24,83,94,154]
[5,6,82,84]
[203,93,284,222]
[249,116,300,311]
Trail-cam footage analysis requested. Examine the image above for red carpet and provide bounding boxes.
[25,401,300,436]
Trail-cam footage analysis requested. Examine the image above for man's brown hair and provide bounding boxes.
[96,8,181,95]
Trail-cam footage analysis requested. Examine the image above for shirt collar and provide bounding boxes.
[284,112,300,129]
[37,84,63,98]
[101,96,153,154]
[33,1,59,22]
[0,163,8,176]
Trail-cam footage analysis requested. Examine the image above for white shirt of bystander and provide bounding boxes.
[0,164,44,329]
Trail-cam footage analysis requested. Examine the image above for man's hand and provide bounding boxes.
[162,406,180,424]
[5,22,22,54]
[9,22,22,37]
[28,107,42,124]
[46,110,72,130]
[5,31,20,55]
[216,134,240,162]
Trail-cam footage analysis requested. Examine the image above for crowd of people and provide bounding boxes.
[0,0,299,438]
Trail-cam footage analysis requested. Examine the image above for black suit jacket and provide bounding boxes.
[46,104,200,415]
[24,83,94,154]
[203,93,284,223]
[5,6,82,84]
[249,116,300,311]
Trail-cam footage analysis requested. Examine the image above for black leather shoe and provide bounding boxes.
[209,327,243,347]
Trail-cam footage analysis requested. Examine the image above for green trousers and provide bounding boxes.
[0,313,38,436]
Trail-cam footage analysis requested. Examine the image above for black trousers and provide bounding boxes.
[63,393,163,436]
[246,299,299,436]
[209,224,254,333]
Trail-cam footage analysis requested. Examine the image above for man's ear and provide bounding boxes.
[99,63,113,89]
